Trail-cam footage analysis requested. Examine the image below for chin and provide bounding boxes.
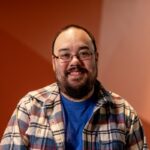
[68,79,87,88]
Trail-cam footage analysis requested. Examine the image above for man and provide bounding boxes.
[0,25,148,149]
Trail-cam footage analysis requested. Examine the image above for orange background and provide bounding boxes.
[0,0,149,146]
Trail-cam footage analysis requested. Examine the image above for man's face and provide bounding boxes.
[52,27,98,99]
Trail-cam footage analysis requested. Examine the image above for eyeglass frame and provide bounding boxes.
[52,50,95,63]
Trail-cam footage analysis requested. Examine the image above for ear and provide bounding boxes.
[95,51,99,62]
[52,55,56,72]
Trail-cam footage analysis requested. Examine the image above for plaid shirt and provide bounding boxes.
[0,82,148,150]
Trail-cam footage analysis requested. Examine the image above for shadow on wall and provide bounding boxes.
[0,29,55,138]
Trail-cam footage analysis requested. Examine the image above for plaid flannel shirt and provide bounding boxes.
[0,82,148,150]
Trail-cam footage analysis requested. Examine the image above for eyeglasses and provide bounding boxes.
[53,50,94,62]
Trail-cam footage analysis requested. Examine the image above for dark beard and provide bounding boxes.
[61,78,95,99]
[57,65,97,99]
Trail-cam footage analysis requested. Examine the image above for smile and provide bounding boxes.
[69,71,83,76]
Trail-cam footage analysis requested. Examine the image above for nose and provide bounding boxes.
[69,55,82,65]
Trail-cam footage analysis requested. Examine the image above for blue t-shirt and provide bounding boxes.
[61,94,96,150]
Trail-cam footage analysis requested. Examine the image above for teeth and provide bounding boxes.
[70,71,81,75]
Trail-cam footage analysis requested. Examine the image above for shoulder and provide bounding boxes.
[17,82,59,111]
[27,82,59,102]
[108,91,137,118]
[109,92,132,106]
[109,92,133,108]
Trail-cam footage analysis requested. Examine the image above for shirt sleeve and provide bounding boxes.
[110,92,149,149]
[0,95,31,149]
[126,113,149,150]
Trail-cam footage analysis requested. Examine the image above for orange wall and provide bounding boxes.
[0,0,149,146]
[0,0,102,139]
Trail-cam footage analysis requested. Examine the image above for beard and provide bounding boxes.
[56,65,97,99]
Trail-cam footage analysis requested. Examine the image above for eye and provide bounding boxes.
[60,53,71,60]
[79,50,91,58]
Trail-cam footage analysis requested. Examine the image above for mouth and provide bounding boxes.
[65,66,87,78]
[69,70,83,77]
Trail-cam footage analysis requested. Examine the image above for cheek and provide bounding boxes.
[55,63,67,75]
[85,61,97,73]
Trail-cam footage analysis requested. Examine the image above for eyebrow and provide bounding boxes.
[58,48,69,53]
[78,46,90,50]
[57,46,90,52]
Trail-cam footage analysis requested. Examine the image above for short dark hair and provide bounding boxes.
[51,24,97,54]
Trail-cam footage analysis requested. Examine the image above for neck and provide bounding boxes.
[61,87,94,102]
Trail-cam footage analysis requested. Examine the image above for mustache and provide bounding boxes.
[65,65,88,75]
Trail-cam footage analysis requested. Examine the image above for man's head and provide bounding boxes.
[52,25,98,99]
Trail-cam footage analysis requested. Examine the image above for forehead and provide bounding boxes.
[53,28,93,52]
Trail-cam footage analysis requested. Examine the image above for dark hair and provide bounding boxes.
[51,24,97,54]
